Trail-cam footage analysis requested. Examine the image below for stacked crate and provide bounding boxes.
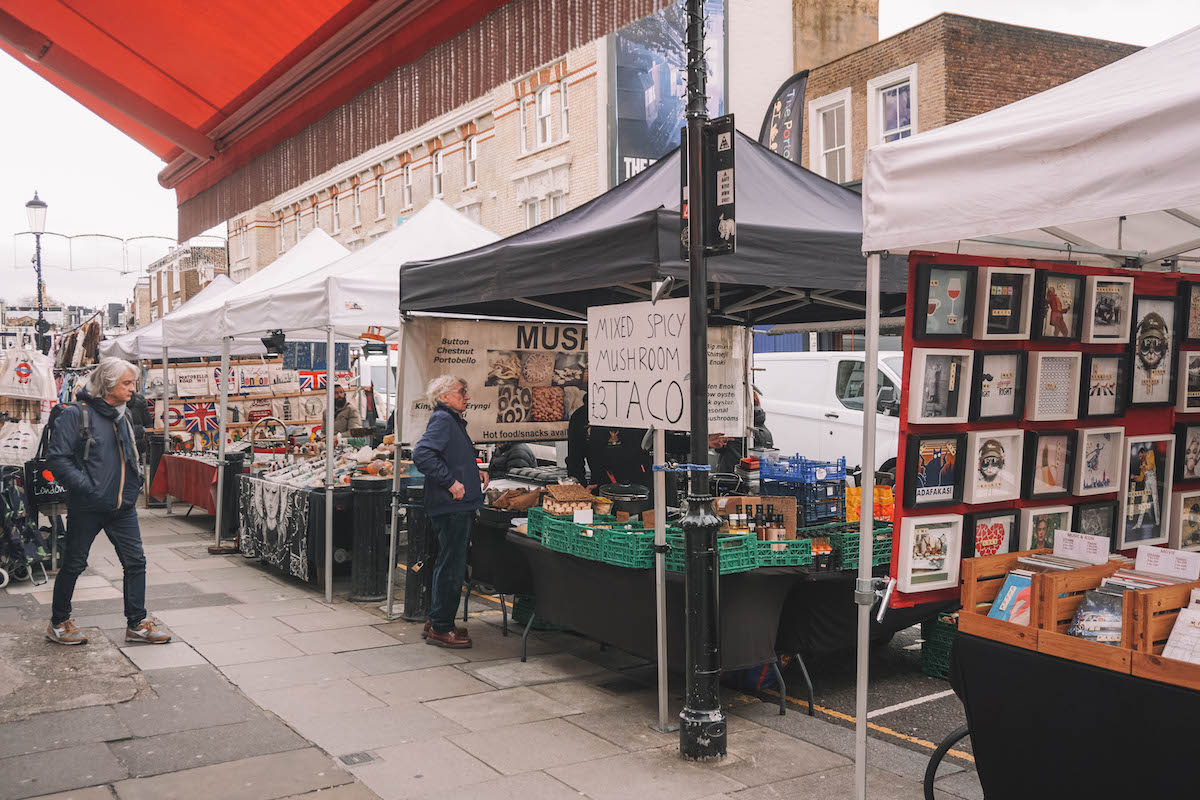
[761,456,847,525]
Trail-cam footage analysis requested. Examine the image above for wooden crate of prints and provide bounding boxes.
[1035,560,1131,674]
[1130,579,1200,691]
[958,549,1050,651]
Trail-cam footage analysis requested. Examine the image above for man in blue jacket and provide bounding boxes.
[45,358,170,646]
[413,375,487,648]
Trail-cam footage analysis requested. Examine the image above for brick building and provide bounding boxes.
[801,14,1140,186]
[147,244,227,320]
[131,277,151,330]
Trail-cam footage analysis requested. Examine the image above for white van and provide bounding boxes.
[754,351,904,473]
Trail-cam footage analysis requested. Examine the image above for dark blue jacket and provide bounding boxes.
[413,403,482,517]
[47,388,143,512]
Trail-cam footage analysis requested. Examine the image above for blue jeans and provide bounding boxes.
[51,505,147,628]
[429,511,473,634]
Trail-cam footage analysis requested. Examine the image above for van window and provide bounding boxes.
[835,360,896,412]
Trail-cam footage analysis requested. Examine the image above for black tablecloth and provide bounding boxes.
[238,475,353,586]
[506,531,804,670]
[952,633,1200,798]
[470,515,534,595]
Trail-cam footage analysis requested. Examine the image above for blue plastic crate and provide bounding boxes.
[761,456,847,483]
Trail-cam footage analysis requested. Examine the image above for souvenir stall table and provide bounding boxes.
[149,453,219,514]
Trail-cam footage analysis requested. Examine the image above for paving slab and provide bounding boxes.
[0,742,128,800]
[424,686,576,732]
[229,598,334,619]
[114,665,263,737]
[528,679,645,714]
[68,591,238,619]
[112,747,353,800]
[450,717,624,776]
[353,665,492,704]
[347,737,499,800]
[413,770,584,800]
[284,702,469,755]
[445,622,558,663]
[72,613,131,630]
[0,705,131,759]
[934,769,986,800]
[283,626,399,655]
[23,786,117,800]
[219,653,368,692]
[714,726,852,787]
[731,764,926,800]
[563,706,680,752]
[279,785,381,800]
[119,641,207,670]
[226,586,315,603]
[249,679,386,719]
[371,620,426,644]
[155,557,239,573]
[108,717,307,778]
[168,616,297,644]
[460,652,612,689]
[190,635,307,666]
[276,607,383,632]
[547,744,747,800]
[153,605,245,626]
[337,643,466,675]
[32,586,123,604]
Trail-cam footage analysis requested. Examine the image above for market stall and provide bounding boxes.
[860,24,1200,797]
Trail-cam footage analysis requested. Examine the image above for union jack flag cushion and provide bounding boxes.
[298,371,327,391]
[182,402,220,433]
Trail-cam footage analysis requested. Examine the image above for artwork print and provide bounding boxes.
[985,272,1027,335]
[1077,429,1121,495]
[919,354,966,420]
[1036,355,1076,418]
[1088,278,1132,341]
[1075,502,1117,542]
[1184,283,1200,341]
[1028,509,1070,549]
[1130,296,1177,405]
[974,352,1022,420]
[909,523,952,585]
[1178,425,1200,482]
[967,511,1015,557]
[1083,355,1123,417]
[913,437,959,504]
[924,267,971,336]
[1175,492,1200,550]
[1179,353,1200,412]
[965,430,1021,504]
[898,515,963,592]
[1039,273,1081,339]
[1121,436,1174,547]
[1025,431,1072,499]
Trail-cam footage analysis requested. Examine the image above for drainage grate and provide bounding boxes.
[339,752,375,765]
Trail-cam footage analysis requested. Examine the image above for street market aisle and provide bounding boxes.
[0,508,982,800]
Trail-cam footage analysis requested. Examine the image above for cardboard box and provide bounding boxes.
[712,495,797,539]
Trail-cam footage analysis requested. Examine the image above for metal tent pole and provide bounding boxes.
[385,322,409,621]
[325,327,336,603]
[161,345,171,515]
[653,425,672,733]
[213,337,231,548]
[854,252,883,800]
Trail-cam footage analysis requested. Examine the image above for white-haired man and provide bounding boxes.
[45,358,170,646]
[412,374,487,648]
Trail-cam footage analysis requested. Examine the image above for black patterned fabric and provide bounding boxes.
[239,475,310,582]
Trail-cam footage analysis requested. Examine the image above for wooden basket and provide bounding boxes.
[958,549,1050,651]
[1130,579,1200,690]
[1035,560,1130,673]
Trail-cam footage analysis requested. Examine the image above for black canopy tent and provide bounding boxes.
[400,131,905,323]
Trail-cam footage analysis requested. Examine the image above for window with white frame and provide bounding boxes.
[524,198,541,229]
[239,224,247,258]
[353,184,362,226]
[433,151,444,196]
[519,100,529,153]
[535,86,552,146]
[313,199,321,229]
[808,88,851,183]
[465,136,477,186]
[293,209,301,244]
[332,191,341,232]
[560,79,569,138]
[150,278,158,301]
[376,174,386,217]
[171,269,179,293]
[402,165,413,208]
[867,65,917,146]
[548,192,565,219]
[277,216,284,253]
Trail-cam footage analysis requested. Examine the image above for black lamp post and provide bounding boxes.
[24,191,49,354]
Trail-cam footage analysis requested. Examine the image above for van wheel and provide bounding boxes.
[878,460,897,487]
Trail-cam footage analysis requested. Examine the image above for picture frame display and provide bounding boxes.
[1081,275,1135,344]
[1073,426,1124,497]
[1175,422,1200,482]
[913,263,976,338]
[973,266,1034,340]
[1179,281,1200,344]
[969,350,1026,422]
[1025,350,1082,422]
[897,514,963,593]
[1117,433,1175,549]
[965,509,1017,558]
[903,433,966,509]
[1128,295,1179,407]
[1176,351,1200,413]
[1170,490,1200,551]
[1033,271,1085,342]
[963,429,1023,504]
[908,348,973,424]
[1079,353,1127,419]
[1073,500,1119,545]
[1020,505,1074,550]
[1022,430,1076,500]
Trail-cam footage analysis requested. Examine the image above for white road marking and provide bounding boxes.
[866,689,956,719]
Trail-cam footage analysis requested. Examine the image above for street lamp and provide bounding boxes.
[25,191,49,354]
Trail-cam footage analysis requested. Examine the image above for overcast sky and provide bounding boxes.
[1,1,1198,306]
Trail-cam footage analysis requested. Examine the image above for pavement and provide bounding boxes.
[0,506,983,800]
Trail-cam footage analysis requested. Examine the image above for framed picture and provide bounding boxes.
[1025,351,1082,422]
[1073,427,1124,496]
[969,350,1027,422]
[908,348,973,424]
[1117,433,1176,549]
[913,263,976,339]
[1073,500,1119,546]
[1170,490,1200,551]
[1079,353,1127,418]
[973,266,1034,340]
[1019,505,1074,550]
[1128,295,1179,407]
[964,509,1018,557]
[1175,351,1200,413]
[1033,271,1085,342]
[1081,275,1135,344]
[963,429,1023,504]
[1174,422,1200,482]
[1022,430,1076,500]
[1179,281,1200,344]
[897,514,963,593]
[903,433,966,509]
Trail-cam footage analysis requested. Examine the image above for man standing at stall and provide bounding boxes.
[413,375,487,648]
[333,383,363,434]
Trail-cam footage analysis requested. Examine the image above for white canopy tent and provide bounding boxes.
[852,26,1200,800]
[99,276,265,361]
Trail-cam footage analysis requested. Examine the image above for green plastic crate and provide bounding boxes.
[599,527,686,569]
[828,528,894,571]
[525,507,549,540]
[920,614,958,681]
[755,537,813,567]
[665,532,757,575]
[540,524,575,555]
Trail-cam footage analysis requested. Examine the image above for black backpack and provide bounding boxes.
[26,402,94,510]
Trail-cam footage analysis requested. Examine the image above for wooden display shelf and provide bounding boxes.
[959,549,1049,651]
[1035,559,1130,673]
[152,389,330,404]
[149,418,323,434]
[1130,579,1200,690]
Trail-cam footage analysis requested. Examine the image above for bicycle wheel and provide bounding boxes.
[924,724,970,800]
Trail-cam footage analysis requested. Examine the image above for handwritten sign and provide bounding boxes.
[1054,531,1110,565]
[1136,546,1200,581]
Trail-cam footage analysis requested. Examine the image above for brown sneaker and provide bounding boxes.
[422,620,468,640]
[425,627,472,648]
[125,619,171,644]
[46,619,88,645]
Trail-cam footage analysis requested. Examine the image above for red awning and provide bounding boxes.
[0,0,507,204]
